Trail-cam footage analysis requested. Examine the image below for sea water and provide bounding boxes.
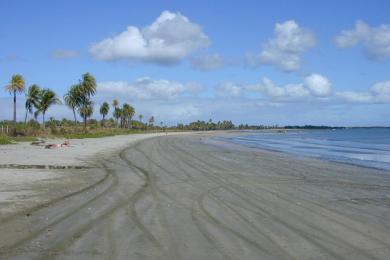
[224,128,390,171]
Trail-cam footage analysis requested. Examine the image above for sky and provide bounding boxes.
[1,0,390,126]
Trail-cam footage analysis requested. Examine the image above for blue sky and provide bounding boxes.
[1,0,390,126]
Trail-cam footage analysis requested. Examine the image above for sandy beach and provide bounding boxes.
[0,132,390,259]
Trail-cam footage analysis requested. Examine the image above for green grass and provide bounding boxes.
[10,136,39,142]
[63,129,145,139]
[0,135,13,145]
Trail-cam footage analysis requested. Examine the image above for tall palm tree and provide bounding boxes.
[64,84,82,124]
[148,116,155,127]
[25,84,41,124]
[79,73,96,97]
[122,103,135,128]
[5,74,25,135]
[112,99,119,127]
[99,102,110,127]
[79,102,94,127]
[112,99,119,109]
[34,89,61,128]
[78,73,97,128]
[139,114,143,129]
[113,108,122,128]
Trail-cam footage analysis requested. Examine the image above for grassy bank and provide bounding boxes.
[0,134,39,145]
[0,127,175,145]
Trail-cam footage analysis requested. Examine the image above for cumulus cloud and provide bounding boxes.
[89,11,210,65]
[216,82,242,97]
[336,81,390,103]
[335,20,390,61]
[255,78,310,99]
[224,73,332,101]
[304,73,332,97]
[191,53,225,71]
[247,20,316,71]
[51,49,80,59]
[97,77,202,100]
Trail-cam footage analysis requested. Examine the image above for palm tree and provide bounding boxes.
[112,99,119,109]
[99,102,110,127]
[5,74,25,135]
[79,73,96,96]
[112,99,119,127]
[139,114,144,129]
[148,116,155,128]
[64,84,82,124]
[25,84,41,124]
[113,108,122,128]
[79,101,94,127]
[78,73,97,128]
[34,89,61,128]
[122,103,135,128]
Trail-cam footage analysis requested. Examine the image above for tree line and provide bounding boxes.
[3,73,157,135]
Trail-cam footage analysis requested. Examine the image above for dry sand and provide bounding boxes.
[0,132,390,259]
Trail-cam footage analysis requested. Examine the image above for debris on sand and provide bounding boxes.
[45,140,71,149]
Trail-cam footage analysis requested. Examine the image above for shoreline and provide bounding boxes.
[210,130,390,174]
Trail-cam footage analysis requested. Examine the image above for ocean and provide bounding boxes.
[223,128,390,171]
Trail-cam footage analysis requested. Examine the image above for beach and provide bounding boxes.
[0,132,390,259]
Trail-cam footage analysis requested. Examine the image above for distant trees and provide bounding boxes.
[5,74,25,135]
[187,120,234,131]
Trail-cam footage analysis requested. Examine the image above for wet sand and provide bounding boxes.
[0,133,390,259]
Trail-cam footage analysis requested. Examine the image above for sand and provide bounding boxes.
[0,132,390,259]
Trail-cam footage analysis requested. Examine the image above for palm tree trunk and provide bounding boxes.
[25,109,28,125]
[42,112,45,129]
[84,115,87,129]
[72,107,77,125]
[13,91,17,135]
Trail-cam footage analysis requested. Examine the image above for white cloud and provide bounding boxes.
[151,103,200,120]
[336,81,390,103]
[304,74,332,97]
[335,20,390,61]
[258,78,310,99]
[89,11,210,65]
[51,49,80,59]
[247,20,316,71]
[237,73,331,101]
[191,53,225,71]
[217,75,390,105]
[97,77,202,100]
[216,82,242,97]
